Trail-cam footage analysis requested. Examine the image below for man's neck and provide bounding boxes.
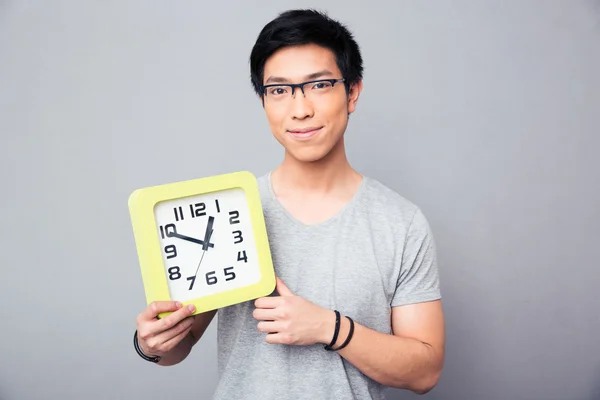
[271,138,362,197]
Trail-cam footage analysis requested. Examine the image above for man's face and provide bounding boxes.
[261,44,362,163]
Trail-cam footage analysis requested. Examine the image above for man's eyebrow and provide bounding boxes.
[264,70,335,84]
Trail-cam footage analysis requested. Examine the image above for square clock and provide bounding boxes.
[128,170,275,318]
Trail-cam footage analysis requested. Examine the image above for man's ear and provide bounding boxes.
[347,80,363,115]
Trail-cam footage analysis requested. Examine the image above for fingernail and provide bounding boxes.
[188,304,195,312]
[176,302,182,308]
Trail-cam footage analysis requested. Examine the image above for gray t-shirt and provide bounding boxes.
[212,172,441,400]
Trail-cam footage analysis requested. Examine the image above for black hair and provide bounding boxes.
[249,9,363,97]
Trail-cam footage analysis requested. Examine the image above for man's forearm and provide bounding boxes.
[152,332,196,367]
[327,317,443,394]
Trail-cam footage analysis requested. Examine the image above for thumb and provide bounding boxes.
[276,277,294,296]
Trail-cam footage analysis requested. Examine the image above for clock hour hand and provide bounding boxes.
[166,229,214,248]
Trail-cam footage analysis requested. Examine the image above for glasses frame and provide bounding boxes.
[260,78,346,99]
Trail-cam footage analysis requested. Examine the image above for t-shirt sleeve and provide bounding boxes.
[391,207,442,307]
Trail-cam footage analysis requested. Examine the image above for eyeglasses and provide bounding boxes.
[261,78,346,104]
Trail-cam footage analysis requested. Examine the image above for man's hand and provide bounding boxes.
[136,301,196,357]
[253,277,335,346]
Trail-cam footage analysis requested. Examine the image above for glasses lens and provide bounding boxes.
[309,81,334,90]
[265,85,291,98]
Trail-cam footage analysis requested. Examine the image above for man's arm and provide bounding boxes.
[329,300,445,394]
[254,279,444,393]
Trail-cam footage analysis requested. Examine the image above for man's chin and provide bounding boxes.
[285,147,333,164]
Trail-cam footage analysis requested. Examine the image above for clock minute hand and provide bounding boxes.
[202,216,215,251]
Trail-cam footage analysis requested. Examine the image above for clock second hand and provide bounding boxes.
[193,228,213,279]
[193,250,207,279]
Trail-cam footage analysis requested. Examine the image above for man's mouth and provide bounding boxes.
[287,127,322,139]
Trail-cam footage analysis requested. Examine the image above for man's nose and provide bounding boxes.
[290,86,314,119]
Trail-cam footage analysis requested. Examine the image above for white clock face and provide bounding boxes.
[154,187,262,303]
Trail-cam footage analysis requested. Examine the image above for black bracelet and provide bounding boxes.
[324,310,341,351]
[333,316,354,351]
[133,330,162,363]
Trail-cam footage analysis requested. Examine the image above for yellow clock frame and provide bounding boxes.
[128,170,275,318]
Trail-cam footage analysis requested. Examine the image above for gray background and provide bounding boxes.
[1,1,599,399]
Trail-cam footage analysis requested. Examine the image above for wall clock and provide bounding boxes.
[128,171,275,318]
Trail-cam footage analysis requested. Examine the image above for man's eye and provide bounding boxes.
[313,82,331,90]
[270,87,287,95]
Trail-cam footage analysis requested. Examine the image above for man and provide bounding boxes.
[134,9,445,399]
